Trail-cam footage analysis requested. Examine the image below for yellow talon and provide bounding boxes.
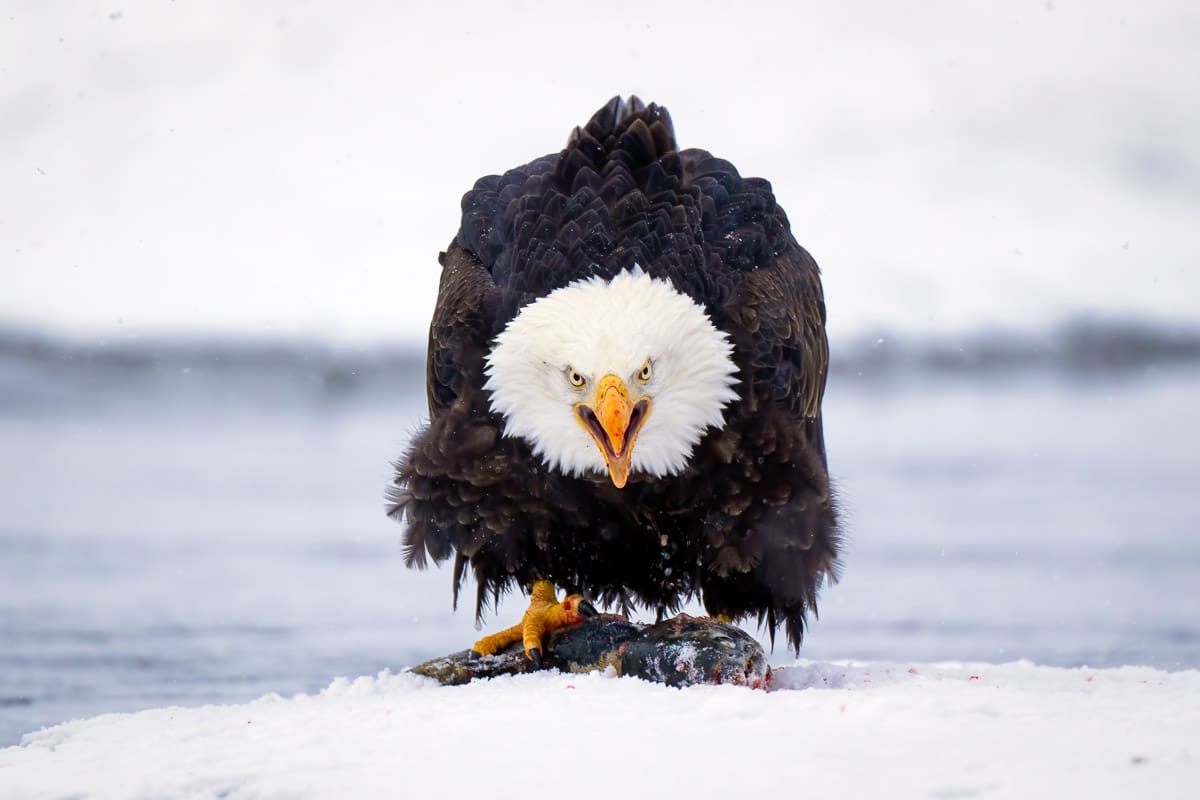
[471,580,595,664]
[471,622,524,658]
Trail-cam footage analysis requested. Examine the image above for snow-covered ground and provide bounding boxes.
[2,660,1197,799]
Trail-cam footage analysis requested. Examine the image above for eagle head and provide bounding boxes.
[483,267,739,487]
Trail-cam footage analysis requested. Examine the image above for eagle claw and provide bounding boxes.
[470,580,594,667]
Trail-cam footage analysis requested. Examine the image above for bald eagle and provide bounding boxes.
[388,97,839,657]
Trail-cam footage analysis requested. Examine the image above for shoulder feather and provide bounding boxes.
[726,245,829,419]
[426,243,497,417]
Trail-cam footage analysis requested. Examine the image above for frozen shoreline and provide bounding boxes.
[3,660,1197,799]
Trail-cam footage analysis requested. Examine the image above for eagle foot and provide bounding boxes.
[471,580,597,665]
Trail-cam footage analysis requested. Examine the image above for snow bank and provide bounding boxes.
[2,661,1196,799]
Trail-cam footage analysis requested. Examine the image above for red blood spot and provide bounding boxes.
[565,684,575,690]
[839,704,846,713]
[969,675,980,681]
[1087,676,1094,682]
[563,600,571,610]
[907,667,919,675]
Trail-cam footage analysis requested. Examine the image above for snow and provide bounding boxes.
[1,661,1196,799]
[3,1,1199,342]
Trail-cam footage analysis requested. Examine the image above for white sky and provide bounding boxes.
[2,0,1198,344]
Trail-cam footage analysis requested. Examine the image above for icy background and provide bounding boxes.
[4,0,1199,340]
[3,0,1200,746]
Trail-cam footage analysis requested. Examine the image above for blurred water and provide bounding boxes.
[1,345,1198,745]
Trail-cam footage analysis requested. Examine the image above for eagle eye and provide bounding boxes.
[567,368,586,389]
[637,359,653,382]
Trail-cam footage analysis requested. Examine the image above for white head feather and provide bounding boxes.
[484,266,739,481]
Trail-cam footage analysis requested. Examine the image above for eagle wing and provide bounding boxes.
[730,243,830,424]
[424,244,498,419]
[389,243,499,577]
[705,244,837,648]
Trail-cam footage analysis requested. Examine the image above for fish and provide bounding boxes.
[409,614,768,689]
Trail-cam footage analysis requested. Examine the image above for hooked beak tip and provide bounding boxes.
[575,389,651,489]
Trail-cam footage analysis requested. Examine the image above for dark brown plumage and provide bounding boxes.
[387,97,840,651]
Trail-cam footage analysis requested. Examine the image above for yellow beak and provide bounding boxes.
[575,374,651,488]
